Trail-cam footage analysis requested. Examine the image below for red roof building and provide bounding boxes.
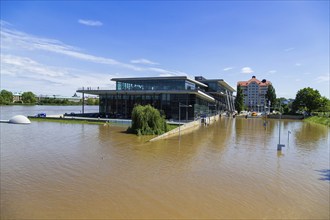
[237,76,272,112]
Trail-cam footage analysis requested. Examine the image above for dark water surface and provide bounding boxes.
[1,106,329,219]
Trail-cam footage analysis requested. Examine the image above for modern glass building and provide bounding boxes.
[195,76,236,112]
[77,76,235,121]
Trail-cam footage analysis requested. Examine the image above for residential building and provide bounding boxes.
[237,76,272,112]
[76,76,235,120]
[13,92,23,103]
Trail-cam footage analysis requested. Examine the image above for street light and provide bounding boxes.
[179,103,192,139]
[277,104,285,151]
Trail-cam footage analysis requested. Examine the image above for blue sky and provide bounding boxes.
[1,1,329,98]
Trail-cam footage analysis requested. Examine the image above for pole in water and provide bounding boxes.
[277,114,285,151]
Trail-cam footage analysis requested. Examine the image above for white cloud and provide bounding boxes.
[0,21,188,76]
[1,54,65,77]
[284,47,295,52]
[223,67,234,71]
[147,67,188,76]
[78,19,103,27]
[315,75,330,83]
[268,70,277,74]
[158,73,175,77]
[0,54,116,94]
[295,63,302,66]
[130,58,159,65]
[241,67,254,74]
[0,26,141,70]
[0,21,192,95]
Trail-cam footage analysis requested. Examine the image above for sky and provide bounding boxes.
[1,1,329,99]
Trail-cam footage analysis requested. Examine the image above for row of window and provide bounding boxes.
[116,80,197,91]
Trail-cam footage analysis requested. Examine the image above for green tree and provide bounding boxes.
[317,97,330,113]
[94,98,99,105]
[87,98,95,105]
[22,91,36,104]
[234,85,244,113]
[265,85,276,108]
[292,87,322,113]
[127,104,168,135]
[0,90,13,104]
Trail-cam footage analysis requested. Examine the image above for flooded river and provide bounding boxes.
[1,106,329,219]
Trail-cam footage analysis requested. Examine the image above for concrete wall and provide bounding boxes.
[267,115,304,120]
[149,114,220,142]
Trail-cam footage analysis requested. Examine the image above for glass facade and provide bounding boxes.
[116,79,196,91]
[194,79,235,112]
[99,92,211,121]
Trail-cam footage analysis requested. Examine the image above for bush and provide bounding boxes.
[127,105,168,135]
[0,90,13,104]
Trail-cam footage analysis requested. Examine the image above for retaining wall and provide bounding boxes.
[267,115,304,120]
[149,114,220,142]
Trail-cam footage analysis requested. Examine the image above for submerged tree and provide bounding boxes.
[234,85,244,113]
[127,104,168,135]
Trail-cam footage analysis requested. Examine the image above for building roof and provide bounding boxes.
[218,80,236,92]
[76,89,215,102]
[195,78,236,92]
[237,76,272,87]
[111,76,208,88]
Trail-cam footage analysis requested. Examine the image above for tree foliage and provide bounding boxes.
[22,91,36,104]
[86,98,99,105]
[318,97,330,112]
[265,85,276,107]
[234,85,244,113]
[39,98,81,105]
[0,90,13,104]
[292,87,322,113]
[127,104,168,135]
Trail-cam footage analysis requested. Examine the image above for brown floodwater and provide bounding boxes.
[1,106,329,219]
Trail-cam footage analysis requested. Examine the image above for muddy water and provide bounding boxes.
[1,106,329,219]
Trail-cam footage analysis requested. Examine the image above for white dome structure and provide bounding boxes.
[8,115,31,124]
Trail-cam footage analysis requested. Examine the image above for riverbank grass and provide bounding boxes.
[304,116,330,126]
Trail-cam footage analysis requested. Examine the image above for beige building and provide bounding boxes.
[237,76,272,112]
[13,92,23,103]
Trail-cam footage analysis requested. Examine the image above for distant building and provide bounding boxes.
[77,76,235,120]
[237,76,272,112]
[38,94,81,103]
[13,92,23,103]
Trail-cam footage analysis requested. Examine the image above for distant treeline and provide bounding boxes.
[0,89,99,105]
[38,98,82,105]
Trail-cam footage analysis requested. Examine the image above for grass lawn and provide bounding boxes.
[304,116,330,126]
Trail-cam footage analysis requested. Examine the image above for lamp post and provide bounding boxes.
[179,103,192,139]
[277,104,285,151]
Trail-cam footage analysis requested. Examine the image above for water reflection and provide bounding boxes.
[316,169,330,181]
[294,122,328,150]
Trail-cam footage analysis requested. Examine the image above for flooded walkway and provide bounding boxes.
[1,112,329,219]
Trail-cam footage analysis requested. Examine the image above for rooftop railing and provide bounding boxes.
[77,87,110,91]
